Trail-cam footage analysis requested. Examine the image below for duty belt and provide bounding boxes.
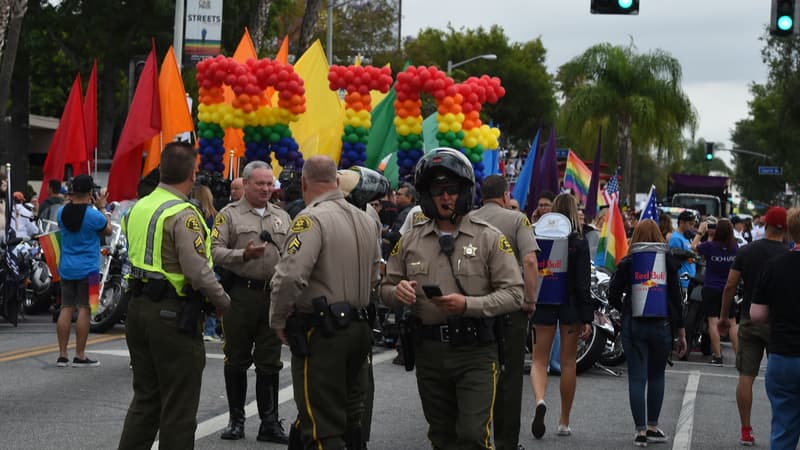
[418,324,451,343]
[233,275,270,292]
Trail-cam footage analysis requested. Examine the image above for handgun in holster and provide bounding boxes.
[399,309,417,372]
[285,313,311,357]
[176,285,203,336]
[312,296,335,337]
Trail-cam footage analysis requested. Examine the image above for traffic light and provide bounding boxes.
[705,142,714,161]
[771,0,799,36]
[591,0,639,15]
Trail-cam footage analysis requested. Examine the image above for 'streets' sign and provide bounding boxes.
[185,0,223,65]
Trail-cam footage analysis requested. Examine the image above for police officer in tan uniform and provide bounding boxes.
[119,142,231,450]
[472,174,539,450]
[381,148,524,450]
[211,160,290,443]
[270,156,381,450]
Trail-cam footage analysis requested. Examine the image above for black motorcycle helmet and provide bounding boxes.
[338,166,390,210]
[414,147,475,221]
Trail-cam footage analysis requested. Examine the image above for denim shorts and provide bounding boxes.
[61,278,89,308]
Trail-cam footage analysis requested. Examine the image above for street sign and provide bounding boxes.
[758,166,783,175]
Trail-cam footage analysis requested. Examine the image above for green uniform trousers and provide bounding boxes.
[291,320,371,449]
[119,294,205,450]
[415,339,499,450]
[492,311,528,450]
[221,283,283,373]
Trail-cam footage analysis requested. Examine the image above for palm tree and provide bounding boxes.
[557,43,697,207]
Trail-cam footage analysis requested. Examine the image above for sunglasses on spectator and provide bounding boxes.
[430,184,460,197]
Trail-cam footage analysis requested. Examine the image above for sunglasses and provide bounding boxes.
[430,184,460,197]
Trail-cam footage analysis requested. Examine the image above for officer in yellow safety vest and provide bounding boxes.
[118,142,231,450]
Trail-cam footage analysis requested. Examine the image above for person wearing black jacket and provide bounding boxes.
[609,219,687,447]
[530,194,593,439]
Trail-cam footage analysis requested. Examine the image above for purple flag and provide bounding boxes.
[529,126,559,213]
[585,129,602,219]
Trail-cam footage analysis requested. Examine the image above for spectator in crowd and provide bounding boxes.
[751,214,765,241]
[580,206,600,261]
[0,177,7,238]
[509,198,520,211]
[608,219,687,447]
[39,179,65,223]
[506,160,517,178]
[55,175,112,368]
[659,213,673,242]
[668,211,697,292]
[530,193,592,439]
[719,206,789,447]
[742,217,753,243]
[731,216,745,242]
[692,218,738,366]
[750,207,800,450]
[191,184,222,343]
[531,191,555,224]
[229,177,244,202]
[10,191,39,239]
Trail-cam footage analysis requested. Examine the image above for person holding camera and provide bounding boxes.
[270,156,381,450]
[118,142,231,450]
[210,160,291,443]
[692,217,738,366]
[381,148,523,449]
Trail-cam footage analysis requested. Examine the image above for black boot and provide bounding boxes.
[287,420,303,450]
[344,427,364,450]
[256,369,289,443]
[220,367,247,440]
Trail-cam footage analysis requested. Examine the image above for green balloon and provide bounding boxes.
[344,125,354,134]
[269,133,281,143]
[348,133,359,143]
[453,139,463,148]
[400,141,411,150]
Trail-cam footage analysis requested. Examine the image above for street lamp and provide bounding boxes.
[446,54,497,75]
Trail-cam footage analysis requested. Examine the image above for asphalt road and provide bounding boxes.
[0,312,778,450]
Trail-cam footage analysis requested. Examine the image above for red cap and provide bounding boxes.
[12,191,24,202]
[764,206,787,230]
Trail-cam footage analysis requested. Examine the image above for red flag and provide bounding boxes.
[107,42,161,202]
[40,74,88,202]
[83,59,98,173]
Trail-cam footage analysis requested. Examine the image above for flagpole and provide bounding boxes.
[228,150,235,180]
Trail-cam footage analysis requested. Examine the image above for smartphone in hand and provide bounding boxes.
[422,284,443,298]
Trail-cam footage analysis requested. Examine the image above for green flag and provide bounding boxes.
[365,87,399,187]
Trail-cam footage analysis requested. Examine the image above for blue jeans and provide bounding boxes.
[204,314,217,337]
[621,316,672,431]
[765,353,800,450]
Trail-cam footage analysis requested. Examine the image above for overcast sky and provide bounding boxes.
[401,1,770,167]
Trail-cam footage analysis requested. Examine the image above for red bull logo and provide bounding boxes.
[634,271,666,282]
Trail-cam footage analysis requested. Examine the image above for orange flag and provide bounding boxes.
[40,74,87,202]
[82,60,97,174]
[221,29,258,177]
[107,41,161,202]
[142,46,195,176]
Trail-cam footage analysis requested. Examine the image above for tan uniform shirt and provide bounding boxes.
[270,189,382,329]
[380,215,524,325]
[471,203,539,267]
[156,184,230,312]
[211,198,290,280]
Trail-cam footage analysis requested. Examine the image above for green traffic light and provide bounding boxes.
[618,0,634,8]
[705,154,713,161]
[777,15,794,31]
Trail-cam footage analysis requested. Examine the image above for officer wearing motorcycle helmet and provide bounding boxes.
[381,147,524,449]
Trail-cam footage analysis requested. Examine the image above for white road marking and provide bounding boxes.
[672,371,701,450]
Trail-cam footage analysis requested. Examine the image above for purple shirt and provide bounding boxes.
[697,241,738,291]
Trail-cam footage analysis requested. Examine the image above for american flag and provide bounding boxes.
[602,172,619,206]
[639,185,659,222]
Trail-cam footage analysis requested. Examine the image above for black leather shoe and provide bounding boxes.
[257,419,289,443]
[220,419,245,440]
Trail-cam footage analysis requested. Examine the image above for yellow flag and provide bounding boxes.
[142,46,194,175]
[290,40,345,164]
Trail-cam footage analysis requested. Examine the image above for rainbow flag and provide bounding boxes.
[563,150,592,206]
[594,198,629,272]
[38,232,61,283]
[88,271,100,315]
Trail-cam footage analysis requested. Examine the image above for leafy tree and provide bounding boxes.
[400,25,557,151]
[557,43,696,207]
[731,31,800,204]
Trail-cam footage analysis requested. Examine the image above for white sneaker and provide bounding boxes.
[557,424,571,436]
[203,335,221,343]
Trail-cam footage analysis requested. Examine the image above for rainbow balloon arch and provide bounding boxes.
[195,57,504,191]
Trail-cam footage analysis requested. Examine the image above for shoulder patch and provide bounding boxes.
[498,235,514,255]
[185,215,202,232]
[522,216,532,230]
[214,214,226,227]
[412,211,429,226]
[287,236,302,254]
[390,238,402,256]
[291,215,313,233]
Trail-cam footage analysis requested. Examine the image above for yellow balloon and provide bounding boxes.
[450,122,462,132]
[410,123,423,135]
[398,124,410,136]
[438,122,449,133]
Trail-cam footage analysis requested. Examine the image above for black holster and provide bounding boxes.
[285,313,311,357]
[399,310,417,372]
[177,286,203,336]
[312,296,335,337]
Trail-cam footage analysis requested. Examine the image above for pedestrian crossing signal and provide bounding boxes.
[591,0,639,15]
[771,0,798,36]
[705,142,714,161]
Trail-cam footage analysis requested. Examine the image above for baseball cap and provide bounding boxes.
[764,206,787,229]
[677,210,696,223]
[69,174,94,194]
[12,191,24,202]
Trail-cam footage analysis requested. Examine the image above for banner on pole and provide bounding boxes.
[184,0,223,66]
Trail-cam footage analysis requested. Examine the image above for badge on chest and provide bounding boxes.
[463,243,477,257]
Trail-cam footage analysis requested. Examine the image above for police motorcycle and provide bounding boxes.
[0,234,33,326]
[679,255,712,358]
[22,237,55,314]
[594,264,626,367]
[89,221,130,332]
